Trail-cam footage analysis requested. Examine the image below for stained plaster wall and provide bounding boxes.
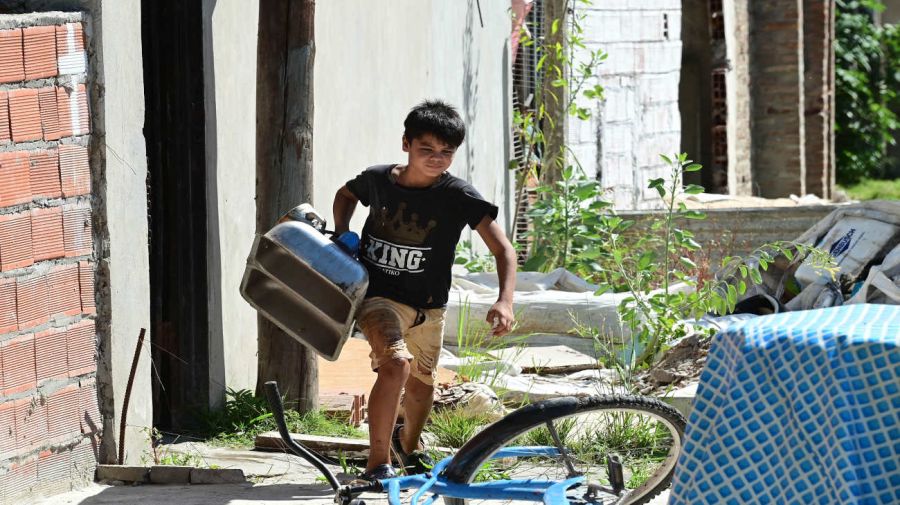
[312,0,515,241]
[201,0,259,409]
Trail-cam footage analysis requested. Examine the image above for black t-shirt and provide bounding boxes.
[346,164,498,308]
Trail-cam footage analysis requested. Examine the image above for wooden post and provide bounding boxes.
[541,0,568,187]
[255,0,317,412]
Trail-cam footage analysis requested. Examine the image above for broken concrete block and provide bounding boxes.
[190,468,246,484]
[149,465,192,484]
[490,345,599,375]
[95,465,149,483]
[663,382,698,418]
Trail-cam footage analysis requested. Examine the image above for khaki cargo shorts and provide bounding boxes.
[356,296,446,386]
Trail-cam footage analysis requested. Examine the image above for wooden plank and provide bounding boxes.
[255,431,370,459]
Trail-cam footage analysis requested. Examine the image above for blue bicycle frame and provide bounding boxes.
[379,447,585,505]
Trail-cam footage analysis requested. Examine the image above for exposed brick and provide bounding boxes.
[35,327,68,384]
[59,144,90,197]
[62,203,91,257]
[16,273,49,329]
[56,24,86,76]
[0,277,16,334]
[16,395,48,450]
[0,151,32,207]
[29,149,62,200]
[56,85,90,138]
[0,211,33,272]
[38,87,61,141]
[45,384,79,440]
[0,90,10,143]
[4,454,37,498]
[78,260,95,314]
[47,263,81,317]
[77,380,100,434]
[38,447,73,486]
[1,334,36,396]
[8,88,43,143]
[30,206,65,262]
[70,437,97,480]
[23,26,57,80]
[0,401,16,455]
[0,29,25,84]
[66,319,95,377]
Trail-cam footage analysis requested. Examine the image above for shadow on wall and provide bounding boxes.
[462,0,478,182]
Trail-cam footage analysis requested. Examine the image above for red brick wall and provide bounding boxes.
[0,15,98,503]
[749,0,807,198]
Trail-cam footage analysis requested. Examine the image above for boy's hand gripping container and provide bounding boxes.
[240,204,368,361]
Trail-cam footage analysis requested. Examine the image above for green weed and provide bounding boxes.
[202,389,365,448]
[427,407,493,449]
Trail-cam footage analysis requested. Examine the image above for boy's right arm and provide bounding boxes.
[332,185,359,235]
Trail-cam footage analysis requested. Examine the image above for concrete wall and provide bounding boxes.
[573,0,683,210]
[313,0,515,239]
[724,0,753,195]
[621,204,839,266]
[202,0,259,409]
[89,0,152,467]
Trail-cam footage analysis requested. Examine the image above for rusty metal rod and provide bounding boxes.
[119,327,146,464]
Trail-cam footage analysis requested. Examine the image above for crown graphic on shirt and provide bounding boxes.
[373,203,437,244]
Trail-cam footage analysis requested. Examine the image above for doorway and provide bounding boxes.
[142,0,210,431]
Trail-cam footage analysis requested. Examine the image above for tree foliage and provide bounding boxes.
[835,0,900,184]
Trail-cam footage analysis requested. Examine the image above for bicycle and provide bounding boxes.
[264,380,686,505]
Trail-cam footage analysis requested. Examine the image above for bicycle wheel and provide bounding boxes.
[441,395,686,505]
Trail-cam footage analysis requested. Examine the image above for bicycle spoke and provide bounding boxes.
[441,396,685,505]
[546,420,579,478]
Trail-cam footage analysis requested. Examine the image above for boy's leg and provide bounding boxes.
[399,375,433,454]
[357,298,417,472]
[367,358,409,471]
[399,308,446,454]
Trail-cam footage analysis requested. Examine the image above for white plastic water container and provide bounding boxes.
[240,205,368,361]
[795,216,900,286]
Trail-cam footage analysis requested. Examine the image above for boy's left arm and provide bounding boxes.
[474,216,517,336]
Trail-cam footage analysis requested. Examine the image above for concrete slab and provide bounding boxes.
[165,442,316,478]
[664,381,699,418]
[491,373,629,403]
[149,465,192,484]
[95,465,149,483]
[490,345,599,374]
[190,468,246,484]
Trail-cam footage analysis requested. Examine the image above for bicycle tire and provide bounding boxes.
[441,395,686,505]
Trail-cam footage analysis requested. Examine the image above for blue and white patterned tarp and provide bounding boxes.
[669,304,900,505]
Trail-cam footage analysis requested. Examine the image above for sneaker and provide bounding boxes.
[358,463,397,484]
[391,424,435,474]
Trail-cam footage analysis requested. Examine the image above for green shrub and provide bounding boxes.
[835,0,900,184]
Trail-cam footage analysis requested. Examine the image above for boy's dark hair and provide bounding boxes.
[403,100,466,148]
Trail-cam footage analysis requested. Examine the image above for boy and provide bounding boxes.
[332,100,516,481]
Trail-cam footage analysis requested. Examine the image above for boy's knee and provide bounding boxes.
[378,357,411,381]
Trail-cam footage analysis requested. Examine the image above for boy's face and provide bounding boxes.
[402,133,457,179]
